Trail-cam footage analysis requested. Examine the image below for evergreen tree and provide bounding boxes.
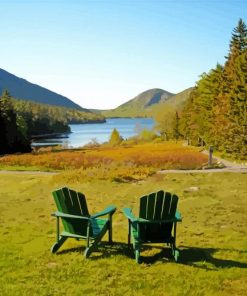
[223,18,247,157]
[0,90,31,154]
[173,111,180,140]
[228,18,247,57]
[109,128,123,146]
[179,18,247,159]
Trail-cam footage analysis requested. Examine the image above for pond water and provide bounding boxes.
[32,118,155,148]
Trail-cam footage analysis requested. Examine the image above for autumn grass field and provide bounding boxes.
[0,142,209,181]
[0,142,246,295]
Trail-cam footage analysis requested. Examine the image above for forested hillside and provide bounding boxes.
[180,19,246,159]
[0,90,31,154]
[0,90,105,154]
[12,97,105,136]
[156,19,246,160]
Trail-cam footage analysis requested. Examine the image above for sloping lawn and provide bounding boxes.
[0,172,246,295]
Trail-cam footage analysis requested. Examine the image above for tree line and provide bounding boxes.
[0,90,31,153]
[156,18,247,159]
[0,90,105,154]
[12,97,105,136]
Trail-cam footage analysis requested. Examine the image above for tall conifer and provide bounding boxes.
[0,90,31,154]
[179,18,246,159]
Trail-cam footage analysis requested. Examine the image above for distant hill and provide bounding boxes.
[101,88,174,118]
[151,87,193,116]
[0,68,86,111]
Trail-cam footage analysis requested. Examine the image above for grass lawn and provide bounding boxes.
[0,171,246,295]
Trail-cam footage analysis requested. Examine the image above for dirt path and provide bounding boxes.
[0,170,59,175]
[202,150,247,172]
[159,150,247,174]
[159,167,247,173]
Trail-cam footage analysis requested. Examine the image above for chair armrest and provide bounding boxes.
[175,210,182,222]
[91,205,116,219]
[51,211,89,220]
[136,215,182,224]
[123,208,138,222]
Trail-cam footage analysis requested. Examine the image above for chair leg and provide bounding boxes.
[128,220,131,246]
[134,241,141,264]
[108,217,113,244]
[51,236,67,253]
[172,222,179,262]
[171,241,179,262]
[135,248,141,264]
[84,222,109,258]
[174,249,180,262]
[84,246,93,258]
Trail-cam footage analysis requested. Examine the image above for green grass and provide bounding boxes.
[1,172,247,295]
[213,150,247,165]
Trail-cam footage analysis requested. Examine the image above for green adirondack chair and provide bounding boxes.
[123,190,182,263]
[51,187,116,258]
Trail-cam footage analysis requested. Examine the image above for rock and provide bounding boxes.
[184,186,199,193]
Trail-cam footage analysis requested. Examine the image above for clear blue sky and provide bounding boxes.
[1,0,246,109]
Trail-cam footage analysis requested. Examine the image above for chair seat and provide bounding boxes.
[91,218,108,237]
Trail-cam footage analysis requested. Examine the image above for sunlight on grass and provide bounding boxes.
[0,172,246,295]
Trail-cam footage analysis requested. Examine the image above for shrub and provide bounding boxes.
[138,129,158,142]
[109,128,123,146]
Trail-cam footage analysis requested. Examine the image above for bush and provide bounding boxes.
[138,129,158,142]
[109,128,123,146]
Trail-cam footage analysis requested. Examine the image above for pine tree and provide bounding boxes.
[0,90,31,154]
[109,128,123,146]
[224,18,247,157]
[228,18,247,57]
[179,19,247,159]
[173,111,180,140]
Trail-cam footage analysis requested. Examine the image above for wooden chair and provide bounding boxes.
[51,187,116,258]
[123,190,182,263]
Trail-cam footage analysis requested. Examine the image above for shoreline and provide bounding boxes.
[31,119,107,140]
[31,132,70,140]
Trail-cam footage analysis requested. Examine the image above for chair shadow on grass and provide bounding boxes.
[178,245,247,270]
[56,241,132,259]
[56,242,247,269]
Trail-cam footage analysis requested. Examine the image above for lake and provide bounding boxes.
[32,118,155,148]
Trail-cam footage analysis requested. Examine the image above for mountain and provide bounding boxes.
[151,87,193,115]
[101,88,174,118]
[0,68,85,111]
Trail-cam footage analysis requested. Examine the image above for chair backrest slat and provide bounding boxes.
[78,192,89,216]
[146,192,156,220]
[153,190,164,220]
[161,192,172,219]
[52,187,89,216]
[53,190,64,213]
[52,187,90,236]
[139,195,148,219]
[63,187,75,214]
[139,190,178,221]
[169,194,178,218]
